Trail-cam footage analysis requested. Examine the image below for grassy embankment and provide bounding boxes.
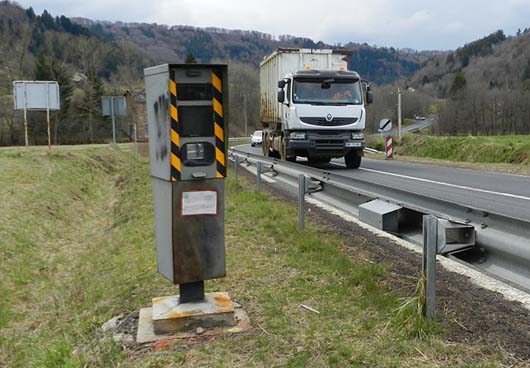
[367,134,530,165]
[0,145,507,367]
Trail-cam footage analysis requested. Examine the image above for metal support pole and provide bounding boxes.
[422,215,438,320]
[243,94,248,136]
[23,82,28,147]
[46,85,51,154]
[298,174,306,231]
[47,108,51,154]
[133,121,138,155]
[256,161,262,191]
[397,87,402,141]
[234,155,239,181]
[111,97,116,145]
[179,281,205,304]
[23,107,28,148]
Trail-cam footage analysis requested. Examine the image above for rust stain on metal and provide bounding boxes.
[165,310,198,319]
[214,295,231,307]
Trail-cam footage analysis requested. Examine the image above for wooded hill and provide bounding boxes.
[7,1,528,145]
[71,17,428,85]
[0,1,151,145]
[0,0,432,145]
[405,30,530,135]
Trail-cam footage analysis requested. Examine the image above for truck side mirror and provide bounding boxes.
[278,80,286,89]
[366,90,374,105]
[278,90,285,103]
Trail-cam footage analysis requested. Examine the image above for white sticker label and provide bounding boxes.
[182,191,217,216]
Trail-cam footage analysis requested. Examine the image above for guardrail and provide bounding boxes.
[229,147,530,292]
[228,137,250,142]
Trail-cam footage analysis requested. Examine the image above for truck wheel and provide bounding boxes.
[345,149,362,169]
[280,138,296,162]
[262,132,269,157]
[280,138,287,161]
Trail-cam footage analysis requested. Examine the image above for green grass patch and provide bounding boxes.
[399,135,530,164]
[0,145,509,367]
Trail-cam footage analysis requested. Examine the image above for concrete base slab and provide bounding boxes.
[137,304,251,344]
[151,292,236,335]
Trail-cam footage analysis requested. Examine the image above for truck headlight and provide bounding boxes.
[289,132,306,140]
[352,132,364,140]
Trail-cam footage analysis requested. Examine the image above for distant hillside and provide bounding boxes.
[70,18,431,85]
[0,0,435,146]
[404,30,530,135]
[409,30,529,95]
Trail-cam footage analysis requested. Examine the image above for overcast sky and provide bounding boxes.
[15,0,530,50]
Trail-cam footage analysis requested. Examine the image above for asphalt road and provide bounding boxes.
[369,118,434,138]
[401,118,434,133]
[236,144,530,221]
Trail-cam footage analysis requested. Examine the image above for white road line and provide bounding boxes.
[334,162,530,202]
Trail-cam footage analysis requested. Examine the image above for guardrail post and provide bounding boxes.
[298,174,306,231]
[234,155,239,182]
[422,215,438,320]
[256,161,262,191]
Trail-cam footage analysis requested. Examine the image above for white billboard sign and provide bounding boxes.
[13,81,60,111]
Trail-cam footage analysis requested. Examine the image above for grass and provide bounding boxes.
[398,134,530,164]
[0,145,511,367]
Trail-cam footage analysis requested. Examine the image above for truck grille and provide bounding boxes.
[300,117,358,126]
[314,139,346,149]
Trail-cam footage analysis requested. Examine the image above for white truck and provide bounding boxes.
[260,48,372,168]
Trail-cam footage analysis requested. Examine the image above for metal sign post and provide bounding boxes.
[385,136,394,159]
[397,88,402,141]
[422,215,437,320]
[46,85,51,153]
[111,97,116,145]
[256,161,262,191]
[298,174,306,231]
[101,96,127,145]
[378,119,393,160]
[23,89,28,147]
[13,81,60,150]
[133,121,138,155]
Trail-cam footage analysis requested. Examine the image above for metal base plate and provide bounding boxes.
[148,292,236,336]
[137,297,250,344]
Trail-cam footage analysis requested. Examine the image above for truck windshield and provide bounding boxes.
[292,79,362,105]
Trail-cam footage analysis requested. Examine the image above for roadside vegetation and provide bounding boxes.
[400,134,530,164]
[367,134,530,166]
[0,145,515,367]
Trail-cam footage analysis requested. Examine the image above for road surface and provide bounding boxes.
[236,144,530,221]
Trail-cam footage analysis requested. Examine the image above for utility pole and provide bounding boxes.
[397,87,402,141]
[243,94,248,136]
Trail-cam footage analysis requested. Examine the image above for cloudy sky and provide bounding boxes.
[15,0,530,50]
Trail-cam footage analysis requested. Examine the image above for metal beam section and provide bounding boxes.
[436,219,475,254]
[359,199,402,232]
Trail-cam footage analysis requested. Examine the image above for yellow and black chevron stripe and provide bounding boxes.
[212,70,226,178]
[169,70,181,181]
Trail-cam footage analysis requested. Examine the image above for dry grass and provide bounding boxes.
[0,145,511,367]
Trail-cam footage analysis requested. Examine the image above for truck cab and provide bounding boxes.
[276,69,369,165]
[260,48,372,168]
